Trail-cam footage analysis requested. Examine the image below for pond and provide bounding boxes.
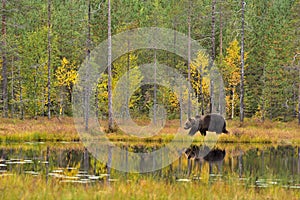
[0,142,299,189]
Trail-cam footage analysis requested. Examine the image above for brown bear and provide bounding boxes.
[184,114,229,136]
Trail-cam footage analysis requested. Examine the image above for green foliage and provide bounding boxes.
[244,0,298,120]
[0,0,299,121]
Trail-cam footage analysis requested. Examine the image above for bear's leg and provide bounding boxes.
[222,123,229,134]
[200,130,206,136]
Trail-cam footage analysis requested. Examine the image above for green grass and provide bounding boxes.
[0,174,298,200]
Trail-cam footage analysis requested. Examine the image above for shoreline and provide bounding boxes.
[0,117,299,144]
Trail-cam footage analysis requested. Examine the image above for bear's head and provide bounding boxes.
[184,118,196,130]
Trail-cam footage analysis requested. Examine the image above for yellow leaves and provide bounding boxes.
[191,50,209,72]
[223,39,243,87]
[221,39,249,117]
[97,78,109,99]
[169,92,179,108]
[190,50,210,97]
[62,57,69,65]
[55,57,78,89]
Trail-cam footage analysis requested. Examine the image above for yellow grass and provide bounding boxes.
[0,117,299,144]
[0,174,298,200]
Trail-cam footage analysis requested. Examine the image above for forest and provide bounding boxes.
[0,1,300,199]
[0,0,299,125]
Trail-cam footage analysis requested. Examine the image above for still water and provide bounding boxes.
[0,142,299,189]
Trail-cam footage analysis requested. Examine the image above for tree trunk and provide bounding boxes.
[126,40,130,120]
[95,84,99,119]
[180,84,183,127]
[153,50,157,125]
[18,63,24,120]
[84,0,91,131]
[11,58,14,118]
[298,66,300,125]
[34,66,38,119]
[292,85,296,118]
[210,0,216,114]
[107,0,113,131]
[1,0,8,118]
[173,20,183,126]
[219,1,223,59]
[295,54,300,125]
[261,65,266,122]
[47,0,52,119]
[240,0,245,122]
[211,0,216,63]
[231,88,235,119]
[187,0,192,118]
[200,65,204,115]
[218,1,224,116]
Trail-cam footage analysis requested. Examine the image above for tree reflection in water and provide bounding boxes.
[0,143,299,187]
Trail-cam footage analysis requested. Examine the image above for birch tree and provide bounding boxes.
[107,0,113,132]
[47,0,51,119]
[240,0,245,122]
[1,0,8,118]
[210,0,216,114]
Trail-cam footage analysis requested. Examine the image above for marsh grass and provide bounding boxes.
[0,117,299,144]
[0,118,79,142]
[0,174,298,200]
[224,119,300,144]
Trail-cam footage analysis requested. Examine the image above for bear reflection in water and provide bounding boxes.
[184,145,226,175]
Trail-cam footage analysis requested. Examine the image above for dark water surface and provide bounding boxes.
[0,142,299,189]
